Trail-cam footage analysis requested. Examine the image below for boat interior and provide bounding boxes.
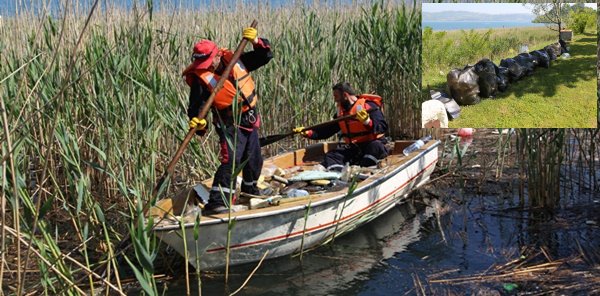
[150,140,435,224]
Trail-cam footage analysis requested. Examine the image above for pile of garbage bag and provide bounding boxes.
[444,41,565,106]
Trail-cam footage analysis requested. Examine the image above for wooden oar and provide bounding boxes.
[102,20,258,277]
[260,107,379,147]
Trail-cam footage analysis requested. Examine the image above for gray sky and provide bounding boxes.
[422,3,597,15]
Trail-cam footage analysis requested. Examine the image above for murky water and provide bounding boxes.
[153,198,433,295]
[147,177,599,295]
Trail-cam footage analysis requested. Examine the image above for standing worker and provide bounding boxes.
[294,82,389,171]
[182,27,273,214]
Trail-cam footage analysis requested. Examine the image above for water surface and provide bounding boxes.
[422,21,547,31]
[154,178,599,295]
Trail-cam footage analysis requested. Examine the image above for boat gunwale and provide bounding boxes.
[154,140,440,231]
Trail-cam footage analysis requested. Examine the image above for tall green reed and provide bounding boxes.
[1,0,420,293]
[516,129,565,208]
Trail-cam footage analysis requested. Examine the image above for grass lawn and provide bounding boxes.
[423,31,598,128]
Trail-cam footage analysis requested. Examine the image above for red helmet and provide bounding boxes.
[183,39,217,74]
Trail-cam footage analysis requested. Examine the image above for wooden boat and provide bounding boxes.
[152,139,439,270]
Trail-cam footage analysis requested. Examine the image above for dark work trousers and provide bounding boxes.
[208,124,263,207]
[321,139,389,171]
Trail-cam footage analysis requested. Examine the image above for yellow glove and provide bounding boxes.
[355,109,370,124]
[189,117,207,130]
[243,27,258,43]
[293,126,313,138]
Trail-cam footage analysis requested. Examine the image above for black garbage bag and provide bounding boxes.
[500,58,525,82]
[514,54,535,76]
[530,50,550,68]
[519,53,539,68]
[559,39,569,54]
[544,43,561,60]
[551,42,562,56]
[544,45,557,60]
[495,66,510,92]
[447,66,481,106]
[474,58,498,98]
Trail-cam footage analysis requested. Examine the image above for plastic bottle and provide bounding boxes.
[186,205,202,218]
[340,163,351,182]
[403,135,432,156]
[286,189,309,198]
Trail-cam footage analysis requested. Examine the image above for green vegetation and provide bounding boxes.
[531,3,592,29]
[423,27,597,128]
[423,27,557,81]
[0,1,421,294]
[568,7,597,34]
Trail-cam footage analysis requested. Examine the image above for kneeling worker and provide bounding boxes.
[294,82,389,171]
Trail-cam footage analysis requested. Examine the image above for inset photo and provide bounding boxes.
[421,2,598,128]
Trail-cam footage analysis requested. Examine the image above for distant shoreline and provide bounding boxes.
[428,26,551,32]
[423,25,552,32]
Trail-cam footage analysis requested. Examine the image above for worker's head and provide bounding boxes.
[190,39,221,71]
[332,82,357,110]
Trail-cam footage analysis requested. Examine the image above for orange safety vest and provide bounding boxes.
[338,94,384,144]
[184,50,257,113]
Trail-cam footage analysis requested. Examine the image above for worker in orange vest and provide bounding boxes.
[182,27,273,214]
[294,82,389,171]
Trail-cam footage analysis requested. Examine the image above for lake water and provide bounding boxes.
[140,169,599,295]
[0,0,376,16]
[154,197,435,295]
[422,21,547,31]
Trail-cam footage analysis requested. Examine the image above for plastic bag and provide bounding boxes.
[513,54,535,76]
[474,58,498,98]
[544,44,559,60]
[519,53,539,68]
[447,66,481,106]
[500,58,525,82]
[519,44,529,53]
[559,39,569,54]
[530,50,550,68]
[495,66,510,92]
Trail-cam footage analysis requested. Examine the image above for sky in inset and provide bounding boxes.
[422,3,597,15]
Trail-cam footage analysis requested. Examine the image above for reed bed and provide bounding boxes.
[515,129,599,208]
[428,249,600,294]
[0,0,421,294]
[426,128,600,294]
[516,129,565,208]
[435,128,599,207]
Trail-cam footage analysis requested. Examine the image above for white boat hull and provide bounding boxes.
[154,141,439,270]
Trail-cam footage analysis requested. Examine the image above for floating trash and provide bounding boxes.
[286,189,310,198]
[250,196,281,209]
[311,179,331,186]
[289,171,342,182]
